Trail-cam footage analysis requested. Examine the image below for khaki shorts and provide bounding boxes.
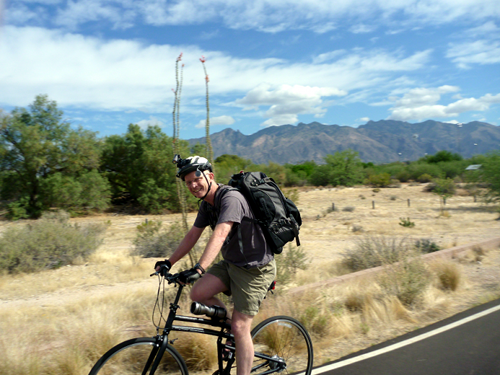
[207,259,276,316]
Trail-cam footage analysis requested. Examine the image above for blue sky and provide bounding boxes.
[1,0,500,140]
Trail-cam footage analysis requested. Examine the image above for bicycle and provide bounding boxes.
[89,271,314,375]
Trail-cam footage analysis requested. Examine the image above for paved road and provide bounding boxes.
[314,298,500,375]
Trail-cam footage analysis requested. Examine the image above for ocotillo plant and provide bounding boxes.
[200,56,214,168]
[171,53,193,266]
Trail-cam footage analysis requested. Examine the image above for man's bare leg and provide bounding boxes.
[190,273,229,312]
[231,310,254,375]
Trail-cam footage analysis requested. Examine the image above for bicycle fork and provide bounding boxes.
[142,335,170,375]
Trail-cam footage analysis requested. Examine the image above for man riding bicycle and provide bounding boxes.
[155,155,276,375]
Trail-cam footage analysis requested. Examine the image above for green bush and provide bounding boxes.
[417,173,433,183]
[298,306,329,337]
[379,257,431,306]
[365,173,391,187]
[415,238,441,253]
[341,236,409,272]
[408,163,443,181]
[0,211,108,274]
[276,244,309,285]
[399,217,415,228]
[131,220,185,258]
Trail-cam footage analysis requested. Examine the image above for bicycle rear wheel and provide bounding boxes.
[89,337,188,375]
[251,316,313,375]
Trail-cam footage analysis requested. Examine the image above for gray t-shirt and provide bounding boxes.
[194,184,273,268]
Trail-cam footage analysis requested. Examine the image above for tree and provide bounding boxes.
[0,95,107,218]
[214,154,254,182]
[475,151,500,203]
[310,149,365,187]
[421,150,463,164]
[284,161,317,187]
[431,177,456,212]
[100,124,193,213]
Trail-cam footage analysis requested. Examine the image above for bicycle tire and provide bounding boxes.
[88,337,188,375]
[250,316,313,375]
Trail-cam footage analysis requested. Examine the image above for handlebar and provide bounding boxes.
[150,271,181,284]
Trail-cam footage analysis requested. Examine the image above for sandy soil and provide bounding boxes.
[1,183,499,306]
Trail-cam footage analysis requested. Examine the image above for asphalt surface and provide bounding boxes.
[314,298,500,375]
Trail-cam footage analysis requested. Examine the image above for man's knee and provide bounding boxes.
[231,310,253,337]
[189,282,206,302]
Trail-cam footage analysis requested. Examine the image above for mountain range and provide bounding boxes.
[187,120,500,164]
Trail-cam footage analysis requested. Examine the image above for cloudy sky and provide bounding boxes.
[1,0,500,139]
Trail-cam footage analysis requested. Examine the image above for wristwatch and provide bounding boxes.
[194,263,206,274]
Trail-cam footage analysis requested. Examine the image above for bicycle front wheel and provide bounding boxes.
[251,316,313,375]
[89,337,188,375]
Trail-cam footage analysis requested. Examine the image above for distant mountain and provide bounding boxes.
[187,120,500,164]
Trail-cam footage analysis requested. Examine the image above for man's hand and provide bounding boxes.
[154,259,172,276]
[178,268,202,284]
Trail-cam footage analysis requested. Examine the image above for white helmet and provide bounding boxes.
[174,155,213,180]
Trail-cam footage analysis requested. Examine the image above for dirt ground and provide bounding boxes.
[1,183,500,304]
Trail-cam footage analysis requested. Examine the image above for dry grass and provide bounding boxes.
[1,184,500,373]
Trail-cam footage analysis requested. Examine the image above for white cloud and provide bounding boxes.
[54,0,136,29]
[447,40,500,69]
[388,86,500,121]
[8,0,500,33]
[236,84,346,126]
[312,50,346,64]
[446,22,500,68]
[350,24,377,34]
[136,116,164,129]
[195,115,235,128]
[0,26,432,114]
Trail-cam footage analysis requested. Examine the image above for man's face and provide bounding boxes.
[184,170,213,199]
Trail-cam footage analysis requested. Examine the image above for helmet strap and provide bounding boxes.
[198,169,212,202]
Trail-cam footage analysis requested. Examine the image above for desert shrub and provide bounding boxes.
[342,206,356,212]
[341,236,410,272]
[414,238,441,253]
[399,217,415,228]
[408,163,443,181]
[438,160,467,179]
[388,179,402,188]
[424,178,456,196]
[379,256,431,306]
[298,306,329,337]
[431,261,461,291]
[0,210,108,274]
[417,173,433,183]
[276,244,310,285]
[5,197,30,220]
[352,225,364,233]
[131,220,184,258]
[284,188,300,205]
[394,169,411,183]
[366,173,391,187]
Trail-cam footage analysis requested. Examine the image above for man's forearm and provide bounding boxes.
[198,222,233,270]
[169,226,204,265]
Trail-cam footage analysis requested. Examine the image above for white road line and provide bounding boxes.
[313,303,500,374]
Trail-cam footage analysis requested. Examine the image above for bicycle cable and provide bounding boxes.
[151,274,169,330]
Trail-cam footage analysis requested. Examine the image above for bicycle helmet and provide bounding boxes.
[174,155,213,180]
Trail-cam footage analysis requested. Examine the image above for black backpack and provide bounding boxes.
[227,171,302,254]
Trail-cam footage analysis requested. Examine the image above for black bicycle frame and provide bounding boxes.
[150,278,285,375]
